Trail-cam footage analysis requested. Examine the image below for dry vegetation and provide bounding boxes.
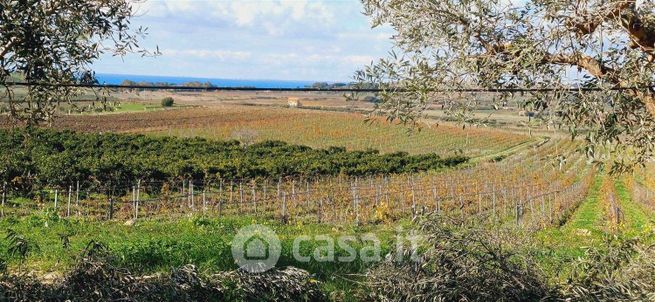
[0,104,530,157]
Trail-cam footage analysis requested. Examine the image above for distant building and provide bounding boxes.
[288,97,302,108]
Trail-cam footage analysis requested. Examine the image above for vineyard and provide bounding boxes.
[0,105,532,157]
[0,131,596,231]
[6,0,655,299]
[1,106,654,301]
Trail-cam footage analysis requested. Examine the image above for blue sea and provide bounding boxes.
[96,73,317,89]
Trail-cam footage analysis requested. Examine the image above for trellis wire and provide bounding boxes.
[5,81,655,92]
[0,169,593,230]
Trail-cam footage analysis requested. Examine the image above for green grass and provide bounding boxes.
[565,175,606,232]
[533,174,606,281]
[533,174,655,282]
[113,102,166,112]
[614,179,652,234]
[2,173,654,297]
[0,213,399,298]
[63,102,188,114]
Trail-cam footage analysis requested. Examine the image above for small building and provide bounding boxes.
[287,97,302,108]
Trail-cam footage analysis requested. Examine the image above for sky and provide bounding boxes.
[93,0,394,82]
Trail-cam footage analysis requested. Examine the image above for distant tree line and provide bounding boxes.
[0,129,468,193]
[307,82,382,90]
[119,80,216,89]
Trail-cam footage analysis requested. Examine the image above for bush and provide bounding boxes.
[215,267,325,301]
[161,97,175,107]
[363,95,381,103]
[0,128,469,191]
[562,236,655,301]
[365,214,655,301]
[365,214,555,301]
[0,250,324,301]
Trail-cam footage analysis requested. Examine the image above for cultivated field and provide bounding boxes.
[1,104,532,157]
[1,92,654,300]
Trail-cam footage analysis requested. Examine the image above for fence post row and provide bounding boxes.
[0,167,596,225]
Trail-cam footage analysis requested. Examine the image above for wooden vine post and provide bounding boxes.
[475,180,482,215]
[54,189,59,211]
[203,190,207,213]
[136,180,141,220]
[351,181,360,225]
[229,181,234,214]
[109,196,114,220]
[190,180,194,210]
[252,182,257,214]
[132,185,136,219]
[67,185,72,217]
[281,192,288,223]
[1,182,5,218]
[239,182,243,214]
[75,180,80,216]
[432,180,438,213]
[108,185,115,220]
[317,198,323,223]
[305,180,310,210]
[491,183,497,220]
[410,177,416,219]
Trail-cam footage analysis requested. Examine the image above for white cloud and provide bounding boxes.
[95,0,393,81]
[281,0,307,20]
[140,0,334,31]
[230,1,262,26]
[165,49,252,61]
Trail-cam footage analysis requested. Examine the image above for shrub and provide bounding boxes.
[0,128,469,191]
[365,214,555,301]
[0,249,323,301]
[363,95,381,103]
[0,257,6,275]
[366,214,655,301]
[161,97,175,107]
[215,267,325,301]
[562,236,655,301]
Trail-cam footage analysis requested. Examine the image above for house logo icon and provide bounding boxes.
[231,224,281,273]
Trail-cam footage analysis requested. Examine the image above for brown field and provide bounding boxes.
[0,104,531,157]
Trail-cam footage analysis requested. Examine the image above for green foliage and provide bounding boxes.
[0,128,468,192]
[366,213,655,301]
[365,214,554,301]
[216,267,325,301]
[562,235,655,301]
[0,214,391,299]
[5,229,38,267]
[0,257,6,274]
[0,257,322,301]
[0,0,157,125]
[357,0,655,172]
[161,97,175,107]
